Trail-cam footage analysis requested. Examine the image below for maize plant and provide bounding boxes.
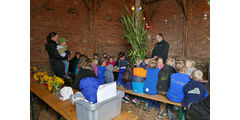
[120,6,149,64]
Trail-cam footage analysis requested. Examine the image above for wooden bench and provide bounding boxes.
[30,79,138,120]
[117,86,186,120]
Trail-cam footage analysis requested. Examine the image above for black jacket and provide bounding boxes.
[152,40,169,63]
[187,96,210,120]
[157,65,176,92]
[69,56,80,75]
[45,40,67,78]
[72,68,97,90]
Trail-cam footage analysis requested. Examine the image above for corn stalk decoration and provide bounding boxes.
[120,6,149,64]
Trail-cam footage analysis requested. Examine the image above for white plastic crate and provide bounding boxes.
[75,90,124,120]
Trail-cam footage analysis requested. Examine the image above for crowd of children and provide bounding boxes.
[56,39,209,119]
[119,56,209,119]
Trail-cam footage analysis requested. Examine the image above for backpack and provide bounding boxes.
[156,65,176,92]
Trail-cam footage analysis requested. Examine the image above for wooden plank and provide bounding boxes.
[117,86,182,106]
[31,79,138,120]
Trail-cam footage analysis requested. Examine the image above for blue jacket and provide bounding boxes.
[182,80,208,108]
[167,73,191,103]
[144,68,160,95]
[97,66,106,85]
[117,68,126,86]
[79,77,99,103]
[139,62,148,69]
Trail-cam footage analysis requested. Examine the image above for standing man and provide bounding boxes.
[152,33,169,63]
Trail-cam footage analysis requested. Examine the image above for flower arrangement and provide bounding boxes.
[33,72,48,84]
[33,72,65,96]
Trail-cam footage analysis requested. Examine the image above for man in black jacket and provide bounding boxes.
[45,32,67,78]
[152,33,169,63]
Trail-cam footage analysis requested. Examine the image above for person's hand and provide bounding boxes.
[153,56,158,59]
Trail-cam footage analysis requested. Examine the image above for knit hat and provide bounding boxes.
[58,38,68,44]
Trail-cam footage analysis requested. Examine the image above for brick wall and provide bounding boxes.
[31,0,209,76]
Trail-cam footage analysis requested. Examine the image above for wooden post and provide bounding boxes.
[82,0,104,55]
[176,0,196,57]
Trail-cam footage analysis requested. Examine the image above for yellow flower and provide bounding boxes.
[48,86,52,91]
[42,75,52,82]
[56,78,64,84]
[33,74,38,81]
[33,66,37,71]
[54,76,64,84]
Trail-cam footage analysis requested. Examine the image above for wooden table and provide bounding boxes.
[30,79,137,120]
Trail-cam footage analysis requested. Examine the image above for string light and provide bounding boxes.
[131,6,135,11]
[138,6,142,11]
[143,17,146,21]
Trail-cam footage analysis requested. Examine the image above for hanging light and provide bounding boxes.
[131,6,135,11]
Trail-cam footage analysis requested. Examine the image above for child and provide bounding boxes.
[139,56,151,69]
[116,52,129,86]
[121,65,133,103]
[75,55,86,75]
[69,52,81,75]
[106,56,116,66]
[132,58,148,107]
[157,57,164,70]
[185,60,197,77]
[144,60,160,95]
[166,61,191,103]
[104,58,114,83]
[157,58,177,95]
[73,58,99,103]
[156,58,177,118]
[182,70,208,108]
[72,58,97,90]
[122,59,142,103]
[97,60,106,85]
[57,38,71,79]
[143,60,160,111]
[93,53,101,65]
[92,58,98,76]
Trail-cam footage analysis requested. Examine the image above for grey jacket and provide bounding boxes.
[104,65,114,83]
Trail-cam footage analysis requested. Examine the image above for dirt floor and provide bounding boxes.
[30,98,176,120]
[30,64,180,120]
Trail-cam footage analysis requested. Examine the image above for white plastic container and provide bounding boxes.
[75,90,124,120]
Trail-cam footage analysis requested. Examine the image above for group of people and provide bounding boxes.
[121,57,209,119]
[45,32,210,119]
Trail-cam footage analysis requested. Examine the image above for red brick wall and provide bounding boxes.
[30,0,90,62]
[30,0,209,63]
[188,0,210,58]
[96,0,132,57]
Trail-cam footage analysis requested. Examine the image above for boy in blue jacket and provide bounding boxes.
[167,61,191,103]
[97,60,106,85]
[182,70,208,108]
[143,59,161,111]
